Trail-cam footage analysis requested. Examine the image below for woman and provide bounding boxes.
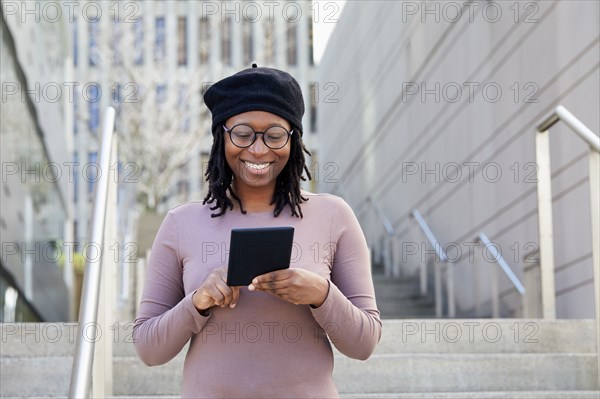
[133,65,381,398]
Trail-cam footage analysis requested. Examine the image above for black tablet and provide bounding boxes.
[226,226,295,286]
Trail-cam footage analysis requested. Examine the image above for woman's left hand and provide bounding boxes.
[248,268,329,307]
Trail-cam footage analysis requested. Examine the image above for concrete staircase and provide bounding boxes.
[372,273,436,319]
[1,320,598,398]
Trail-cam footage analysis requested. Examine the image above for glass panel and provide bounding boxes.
[178,16,188,66]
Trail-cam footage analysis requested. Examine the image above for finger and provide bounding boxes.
[216,282,234,307]
[207,287,225,306]
[249,278,280,292]
[230,286,240,308]
[250,271,293,291]
[252,269,292,284]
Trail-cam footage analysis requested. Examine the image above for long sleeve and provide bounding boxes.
[310,198,382,360]
[133,211,211,366]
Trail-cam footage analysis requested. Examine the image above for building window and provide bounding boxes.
[112,19,123,66]
[264,22,274,65]
[178,84,189,132]
[88,83,100,134]
[221,16,232,66]
[177,180,190,200]
[88,151,98,197]
[198,17,210,64]
[73,17,78,66]
[73,221,79,251]
[310,83,318,133]
[154,17,166,63]
[177,16,187,66]
[112,83,122,119]
[133,17,144,65]
[73,151,79,203]
[156,84,167,105]
[242,19,253,65]
[89,20,100,66]
[308,15,314,66]
[73,88,78,135]
[286,23,297,66]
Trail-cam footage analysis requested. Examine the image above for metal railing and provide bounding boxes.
[535,105,599,387]
[475,232,526,318]
[69,107,117,398]
[366,197,397,277]
[410,209,455,317]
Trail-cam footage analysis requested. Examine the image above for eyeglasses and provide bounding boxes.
[223,124,293,150]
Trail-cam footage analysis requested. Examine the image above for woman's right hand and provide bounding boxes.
[192,265,240,312]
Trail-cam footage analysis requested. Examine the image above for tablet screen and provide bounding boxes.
[226,226,295,286]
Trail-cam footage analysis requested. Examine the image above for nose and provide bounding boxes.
[247,133,269,156]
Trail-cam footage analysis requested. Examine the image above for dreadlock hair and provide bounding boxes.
[202,126,312,218]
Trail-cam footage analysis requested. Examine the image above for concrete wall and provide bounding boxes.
[316,1,599,318]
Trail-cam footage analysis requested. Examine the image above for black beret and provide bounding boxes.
[203,64,305,136]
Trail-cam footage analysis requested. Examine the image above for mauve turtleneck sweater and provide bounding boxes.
[133,192,381,398]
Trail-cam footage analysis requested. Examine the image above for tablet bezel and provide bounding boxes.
[226,226,295,286]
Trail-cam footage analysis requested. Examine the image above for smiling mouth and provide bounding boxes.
[243,161,273,170]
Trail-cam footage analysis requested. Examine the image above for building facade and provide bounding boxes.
[70,0,318,319]
[1,2,72,321]
[316,0,599,318]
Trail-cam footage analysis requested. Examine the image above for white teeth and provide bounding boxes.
[244,161,271,170]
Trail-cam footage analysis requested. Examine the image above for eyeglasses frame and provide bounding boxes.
[222,124,294,150]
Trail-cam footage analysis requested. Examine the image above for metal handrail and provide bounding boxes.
[475,232,525,318]
[365,198,396,277]
[538,105,600,151]
[410,209,454,317]
[367,197,395,236]
[411,209,447,262]
[69,107,116,398]
[476,232,525,295]
[535,104,599,388]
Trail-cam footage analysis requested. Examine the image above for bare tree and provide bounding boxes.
[91,17,210,212]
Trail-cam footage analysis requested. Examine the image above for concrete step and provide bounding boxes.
[339,393,600,399]
[372,274,436,319]
[110,352,598,396]
[334,353,598,393]
[372,319,597,354]
[111,393,600,399]
[1,321,598,397]
[2,320,595,358]
[1,356,72,397]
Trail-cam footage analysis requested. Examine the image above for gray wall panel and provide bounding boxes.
[317,0,599,318]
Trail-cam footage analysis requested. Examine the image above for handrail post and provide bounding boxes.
[92,134,117,398]
[589,148,600,388]
[420,261,427,296]
[434,261,442,318]
[537,105,599,386]
[446,263,455,317]
[491,265,499,318]
[366,198,396,276]
[534,129,557,319]
[411,209,450,318]
[476,233,525,317]
[69,107,116,398]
